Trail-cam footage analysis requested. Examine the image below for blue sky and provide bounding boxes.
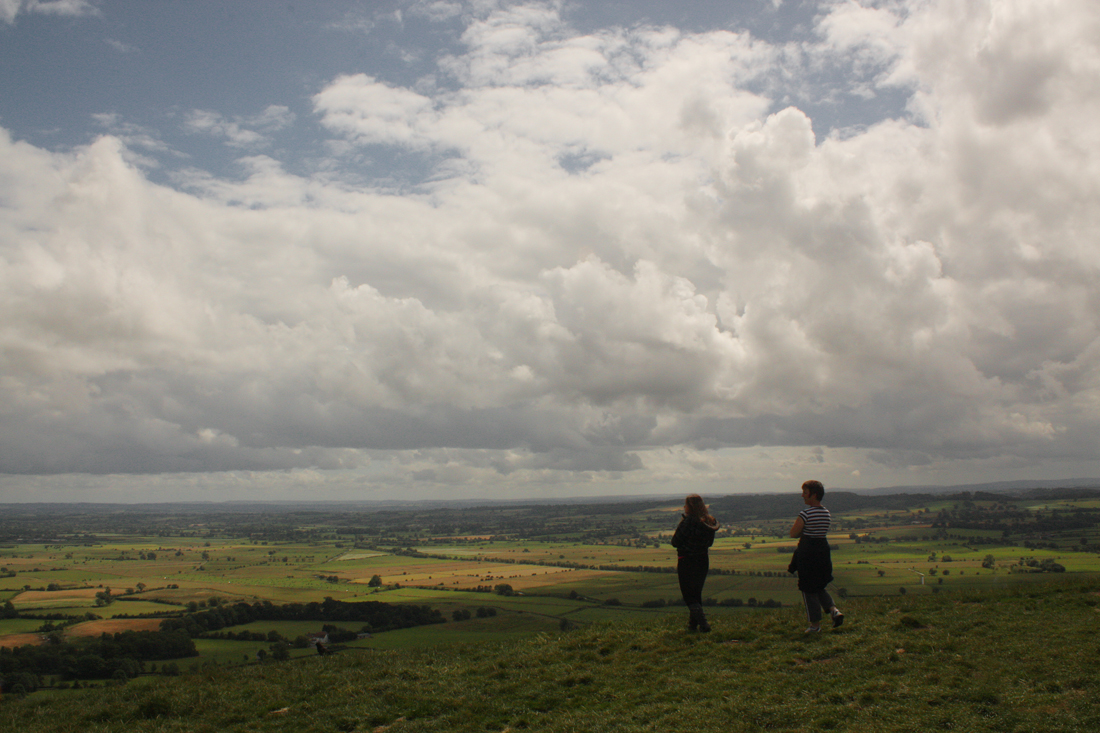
[1,1,906,180]
[1,0,1099,503]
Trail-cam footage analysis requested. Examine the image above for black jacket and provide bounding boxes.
[788,537,834,592]
[671,515,719,557]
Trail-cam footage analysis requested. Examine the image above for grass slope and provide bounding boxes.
[3,580,1099,733]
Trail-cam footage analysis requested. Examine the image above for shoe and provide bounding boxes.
[805,625,820,633]
[688,604,710,632]
[831,608,844,628]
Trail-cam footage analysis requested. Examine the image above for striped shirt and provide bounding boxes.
[798,505,831,538]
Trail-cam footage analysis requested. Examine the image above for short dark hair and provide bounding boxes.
[802,480,824,500]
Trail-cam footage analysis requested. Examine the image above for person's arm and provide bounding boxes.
[789,515,804,538]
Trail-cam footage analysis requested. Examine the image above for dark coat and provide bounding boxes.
[789,537,833,592]
[671,515,719,557]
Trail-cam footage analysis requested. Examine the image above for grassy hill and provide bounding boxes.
[3,579,1099,733]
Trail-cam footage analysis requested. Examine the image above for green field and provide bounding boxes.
[0,618,43,635]
[3,578,1100,732]
[3,490,1100,670]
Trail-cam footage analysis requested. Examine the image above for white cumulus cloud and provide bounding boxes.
[2,0,1099,498]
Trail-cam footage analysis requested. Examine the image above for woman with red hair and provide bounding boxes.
[671,494,720,631]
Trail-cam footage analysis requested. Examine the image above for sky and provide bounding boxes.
[1,0,1099,504]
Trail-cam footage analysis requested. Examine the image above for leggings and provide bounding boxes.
[677,554,709,606]
[802,589,836,625]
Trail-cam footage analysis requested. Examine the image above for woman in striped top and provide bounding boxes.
[789,480,844,632]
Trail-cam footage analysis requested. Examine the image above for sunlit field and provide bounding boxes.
[3,491,1100,672]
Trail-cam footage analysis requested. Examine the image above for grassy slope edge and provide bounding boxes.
[3,579,1099,733]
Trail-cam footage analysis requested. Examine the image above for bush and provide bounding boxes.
[139,696,175,719]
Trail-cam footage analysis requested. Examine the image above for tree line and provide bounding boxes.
[0,629,197,692]
[158,597,444,637]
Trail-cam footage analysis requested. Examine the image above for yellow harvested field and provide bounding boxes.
[65,618,163,637]
[348,561,582,590]
[143,587,252,604]
[0,632,46,648]
[334,551,389,561]
[13,587,98,606]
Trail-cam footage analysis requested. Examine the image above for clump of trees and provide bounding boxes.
[453,606,498,620]
[159,597,444,638]
[0,629,197,690]
[1012,557,1066,573]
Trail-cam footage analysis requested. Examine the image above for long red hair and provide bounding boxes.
[684,494,716,524]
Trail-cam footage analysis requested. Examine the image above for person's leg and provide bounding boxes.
[680,555,707,606]
[802,591,824,630]
[695,555,710,604]
[679,555,710,631]
[817,589,843,627]
[694,555,710,632]
[677,558,698,630]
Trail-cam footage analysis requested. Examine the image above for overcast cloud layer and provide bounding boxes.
[2,0,1099,502]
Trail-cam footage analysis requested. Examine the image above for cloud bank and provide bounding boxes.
[2,0,1099,499]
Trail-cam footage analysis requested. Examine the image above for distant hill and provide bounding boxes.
[842,477,1100,496]
[2,478,1098,518]
[704,482,1100,522]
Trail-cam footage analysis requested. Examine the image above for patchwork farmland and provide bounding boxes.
[3,487,1100,679]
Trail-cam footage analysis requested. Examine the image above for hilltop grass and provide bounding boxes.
[4,579,1100,732]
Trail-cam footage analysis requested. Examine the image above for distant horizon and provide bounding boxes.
[3,477,1099,508]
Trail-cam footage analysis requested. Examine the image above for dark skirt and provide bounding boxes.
[792,537,833,592]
